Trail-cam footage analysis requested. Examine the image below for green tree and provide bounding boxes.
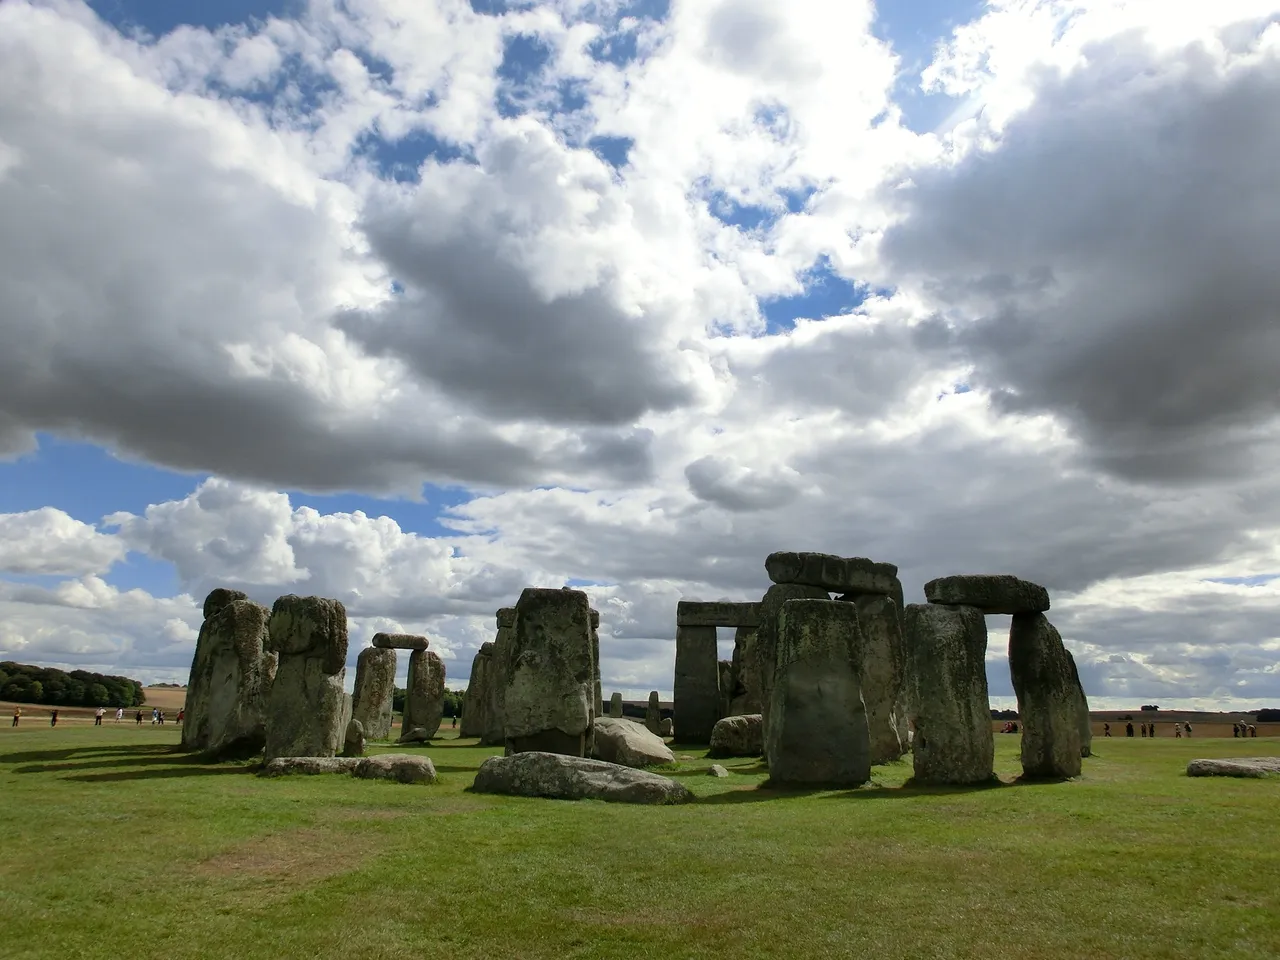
[26,681,44,703]
[87,683,110,706]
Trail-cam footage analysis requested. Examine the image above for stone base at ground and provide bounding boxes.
[709,714,763,757]
[260,756,362,777]
[592,717,675,767]
[1186,757,1280,778]
[472,752,694,804]
[708,764,730,777]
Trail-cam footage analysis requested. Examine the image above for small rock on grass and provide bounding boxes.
[708,764,730,778]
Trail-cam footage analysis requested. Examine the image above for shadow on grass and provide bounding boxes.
[1,742,182,766]
[697,775,1034,803]
[64,765,257,783]
[10,743,259,782]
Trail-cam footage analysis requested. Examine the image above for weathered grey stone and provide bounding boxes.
[676,601,761,628]
[755,583,830,731]
[709,713,763,758]
[260,756,361,777]
[483,610,516,746]
[1009,613,1082,779]
[351,646,396,741]
[659,717,673,737]
[727,626,761,716]
[263,596,349,762]
[645,690,661,734]
[608,692,624,718]
[924,575,1050,615]
[708,764,730,778]
[502,588,594,756]
[182,593,277,758]
[472,752,693,804]
[1065,650,1093,758]
[592,717,675,767]
[717,660,733,719]
[343,718,366,757]
[372,632,430,650]
[1187,757,1280,778]
[847,594,907,765]
[674,624,719,744]
[590,609,602,741]
[354,754,438,784]
[400,649,445,742]
[765,552,899,596]
[459,642,495,738]
[904,603,994,785]
[765,600,871,785]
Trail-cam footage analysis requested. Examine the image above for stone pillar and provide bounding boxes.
[183,589,277,757]
[483,608,516,746]
[765,599,870,785]
[263,595,349,761]
[501,587,595,756]
[608,692,624,717]
[459,642,494,738]
[728,626,761,716]
[717,660,733,720]
[589,608,602,756]
[755,583,830,731]
[674,625,719,743]
[904,603,993,785]
[645,690,661,734]
[351,646,397,741]
[1065,650,1092,758]
[1009,613,1082,778]
[401,649,445,741]
[843,593,907,765]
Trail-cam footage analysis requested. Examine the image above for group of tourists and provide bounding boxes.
[10,705,184,727]
[1110,720,1191,737]
[1234,722,1259,738]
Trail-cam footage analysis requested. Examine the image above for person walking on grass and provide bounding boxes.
[1184,722,1192,737]
[11,706,19,727]
[135,709,143,725]
[50,709,59,728]
[1174,722,1182,739]
[1103,722,1111,738]
[115,707,123,723]
[151,707,159,725]
[176,709,184,725]
[94,707,104,726]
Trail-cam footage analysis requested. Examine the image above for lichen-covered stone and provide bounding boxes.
[351,646,396,741]
[755,582,830,731]
[183,592,277,758]
[400,650,445,742]
[674,624,719,744]
[1009,613,1082,779]
[846,593,907,765]
[1065,650,1093,758]
[589,608,602,751]
[472,752,693,804]
[342,718,367,757]
[372,632,430,650]
[592,717,675,767]
[924,575,1050,615]
[501,588,594,756]
[904,603,994,785]
[259,756,361,777]
[765,552,899,595]
[459,642,494,738]
[676,601,761,627]
[354,754,438,784]
[645,690,661,734]
[1187,757,1280,778]
[765,600,871,785]
[263,596,349,762]
[709,713,763,758]
[483,609,516,746]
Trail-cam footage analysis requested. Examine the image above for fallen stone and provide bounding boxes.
[459,642,494,738]
[765,599,871,785]
[676,601,761,628]
[592,717,675,767]
[502,588,595,756]
[608,692,624,718]
[472,752,694,804]
[924,575,1050,615]
[260,756,361,777]
[342,718,366,758]
[400,649,445,741]
[708,764,730,778]
[1187,757,1280,778]
[709,714,764,758]
[354,754,438,784]
[264,595,349,762]
[904,603,994,785]
[765,552,898,595]
[182,591,277,758]
[1009,613,1082,779]
[674,624,719,744]
[755,582,830,731]
[846,593,907,765]
[372,632,430,651]
[398,727,432,743]
[351,646,397,741]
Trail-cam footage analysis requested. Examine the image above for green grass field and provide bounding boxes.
[2,727,1278,960]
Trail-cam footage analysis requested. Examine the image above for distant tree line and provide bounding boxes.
[0,662,146,708]
[990,709,1019,720]
[393,687,466,718]
[1256,708,1280,722]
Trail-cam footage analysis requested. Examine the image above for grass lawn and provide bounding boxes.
[1,727,1278,960]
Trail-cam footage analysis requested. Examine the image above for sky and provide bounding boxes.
[2,0,1280,711]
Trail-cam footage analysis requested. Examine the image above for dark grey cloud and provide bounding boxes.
[880,27,1280,483]
[685,455,800,511]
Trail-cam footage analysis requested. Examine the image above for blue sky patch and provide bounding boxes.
[759,260,867,333]
[1204,575,1279,587]
[88,0,303,36]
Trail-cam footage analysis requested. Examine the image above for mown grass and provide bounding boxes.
[1,726,1278,960]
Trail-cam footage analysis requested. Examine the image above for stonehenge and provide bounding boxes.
[459,642,494,738]
[482,608,517,746]
[843,593,907,765]
[1009,613,1082,778]
[924,575,1049,615]
[351,645,396,741]
[182,589,277,758]
[263,595,350,762]
[645,690,661,734]
[473,752,693,805]
[608,692,624,718]
[400,647,445,742]
[673,624,719,743]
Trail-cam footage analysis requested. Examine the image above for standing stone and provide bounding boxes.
[589,608,602,756]
[645,690,661,734]
[659,717,673,737]
[755,582,830,731]
[765,552,900,596]
[608,692,624,718]
[343,718,366,757]
[843,593,907,764]
[717,660,733,720]
[459,642,494,738]
[709,714,764,757]
[263,595,349,762]
[904,603,993,785]
[351,646,397,741]
[1065,650,1093,758]
[728,627,761,716]
[765,599,871,785]
[501,587,595,756]
[401,649,445,741]
[483,608,516,746]
[1009,613,1082,779]
[182,590,278,757]
[674,625,719,744]
[924,575,1050,615]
